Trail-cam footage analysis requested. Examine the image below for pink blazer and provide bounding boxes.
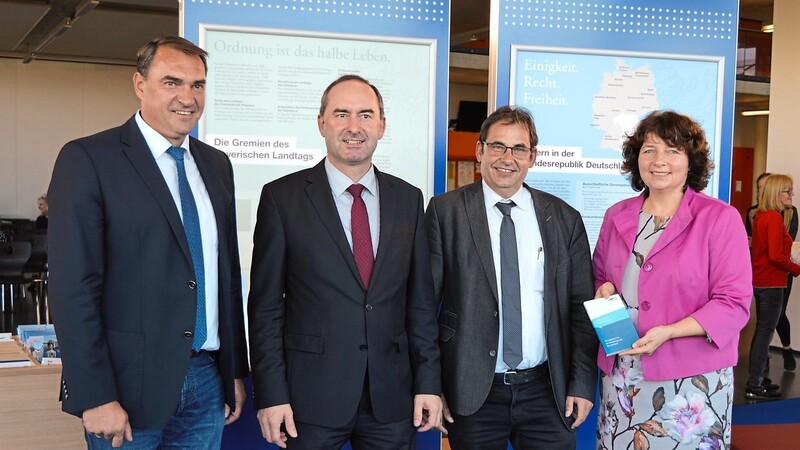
[593,188,752,380]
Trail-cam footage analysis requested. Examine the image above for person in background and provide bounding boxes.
[746,172,799,371]
[748,174,800,399]
[593,110,751,448]
[48,36,247,448]
[426,105,597,449]
[746,173,772,240]
[35,194,48,229]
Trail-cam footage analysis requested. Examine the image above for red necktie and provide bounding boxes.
[347,184,374,289]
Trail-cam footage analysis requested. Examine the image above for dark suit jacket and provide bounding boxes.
[248,160,441,427]
[47,116,248,429]
[426,181,597,428]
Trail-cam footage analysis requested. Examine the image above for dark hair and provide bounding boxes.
[319,75,385,118]
[478,105,538,149]
[136,36,208,78]
[621,110,713,192]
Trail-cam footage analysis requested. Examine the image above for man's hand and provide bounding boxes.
[224,378,246,425]
[565,396,593,429]
[82,401,133,448]
[257,404,297,448]
[439,395,454,434]
[413,394,443,432]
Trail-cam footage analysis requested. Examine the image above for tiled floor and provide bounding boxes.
[734,346,800,405]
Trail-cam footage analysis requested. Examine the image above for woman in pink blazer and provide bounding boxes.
[592,111,751,450]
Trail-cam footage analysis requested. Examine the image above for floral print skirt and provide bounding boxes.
[597,355,733,450]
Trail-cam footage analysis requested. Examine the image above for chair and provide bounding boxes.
[0,241,32,314]
[15,231,48,323]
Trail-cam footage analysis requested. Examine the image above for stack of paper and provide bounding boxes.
[0,341,34,368]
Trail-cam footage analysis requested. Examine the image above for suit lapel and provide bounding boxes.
[464,183,499,302]
[119,117,193,266]
[305,161,364,288]
[611,193,645,255]
[529,186,556,327]
[191,138,229,265]
[371,168,396,289]
[647,189,694,258]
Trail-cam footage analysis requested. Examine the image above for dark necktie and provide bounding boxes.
[496,201,522,369]
[166,146,206,351]
[347,184,374,289]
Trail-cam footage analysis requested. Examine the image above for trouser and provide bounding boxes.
[749,287,784,388]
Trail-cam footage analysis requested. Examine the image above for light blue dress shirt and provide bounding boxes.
[325,159,380,257]
[135,112,220,351]
[482,181,546,372]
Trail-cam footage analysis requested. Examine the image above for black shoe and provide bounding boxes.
[746,385,781,400]
[783,349,796,371]
[763,377,780,392]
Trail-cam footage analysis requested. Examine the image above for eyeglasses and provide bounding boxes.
[481,141,535,160]
[781,188,795,195]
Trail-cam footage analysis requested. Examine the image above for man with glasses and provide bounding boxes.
[426,106,597,449]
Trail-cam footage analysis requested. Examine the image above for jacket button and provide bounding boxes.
[184,331,193,339]
[643,263,653,272]
[359,345,368,351]
[365,304,373,311]
[641,301,651,311]
[489,350,497,357]
[188,281,197,289]
[494,311,499,317]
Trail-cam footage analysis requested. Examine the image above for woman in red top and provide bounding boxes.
[748,174,800,399]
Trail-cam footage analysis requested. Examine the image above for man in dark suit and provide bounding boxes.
[48,36,248,448]
[248,75,442,449]
[426,106,597,449]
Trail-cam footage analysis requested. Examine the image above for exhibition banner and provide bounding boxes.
[492,0,739,248]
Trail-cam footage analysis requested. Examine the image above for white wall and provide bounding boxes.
[0,59,139,220]
[767,0,800,349]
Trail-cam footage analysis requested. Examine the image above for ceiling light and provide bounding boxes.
[762,24,774,33]
[741,110,769,116]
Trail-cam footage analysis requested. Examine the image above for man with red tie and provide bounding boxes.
[247,75,442,449]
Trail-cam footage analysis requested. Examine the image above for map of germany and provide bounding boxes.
[591,58,659,151]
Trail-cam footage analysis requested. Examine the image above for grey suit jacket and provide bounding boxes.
[426,181,597,427]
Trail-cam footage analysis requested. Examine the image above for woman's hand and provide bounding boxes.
[594,282,617,299]
[619,325,672,356]
[619,317,706,357]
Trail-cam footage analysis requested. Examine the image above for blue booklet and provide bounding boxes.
[583,295,639,356]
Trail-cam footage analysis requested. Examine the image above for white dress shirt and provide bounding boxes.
[482,181,547,372]
[325,159,380,257]
[135,112,220,351]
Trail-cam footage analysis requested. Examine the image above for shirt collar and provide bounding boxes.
[134,111,191,161]
[325,158,377,197]
[481,181,531,212]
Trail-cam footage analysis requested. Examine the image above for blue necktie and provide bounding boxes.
[167,146,206,351]
[497,201,522,369]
